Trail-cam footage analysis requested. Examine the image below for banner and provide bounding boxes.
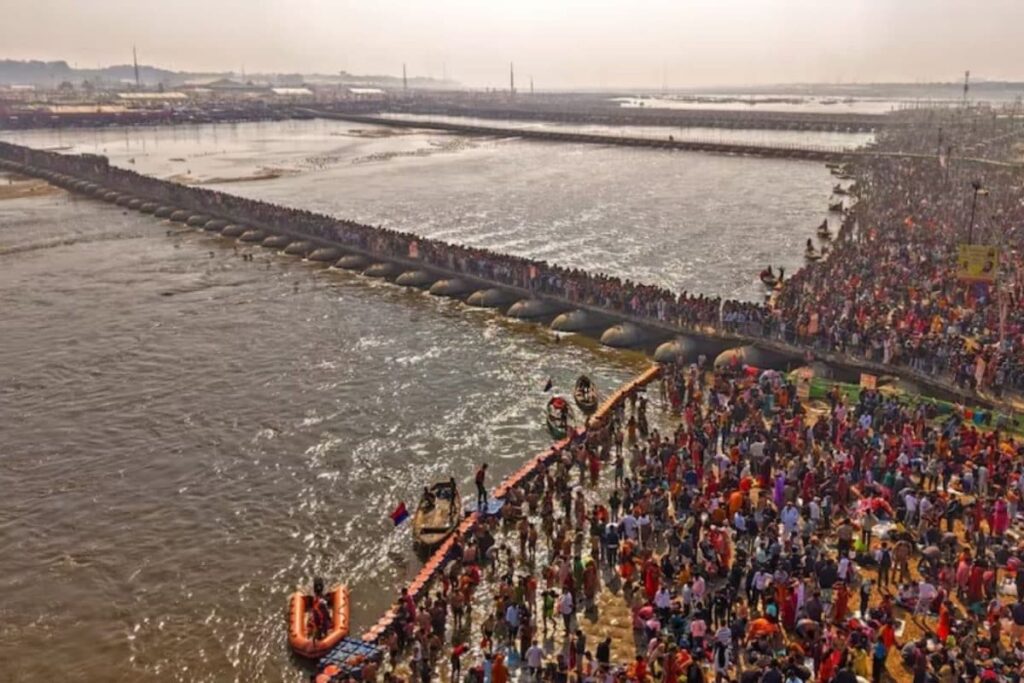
[957,244,998,282]
[859,373,877,390]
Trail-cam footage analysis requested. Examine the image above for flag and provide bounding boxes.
[543,378,553,392]
[389,502,410,526]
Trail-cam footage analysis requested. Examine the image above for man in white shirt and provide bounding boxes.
[558,588,575,633]
[525,640,545,678]
[917,495,933,531]
[916,580,937,615]
[837,555,852,583]
[781,503,800,541]
[621,512,638,541]
[808,498,822,532]
[692,574,707,604]
[654,587,672,616]
[904,491,918,527]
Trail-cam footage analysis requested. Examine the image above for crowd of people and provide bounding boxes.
[774,107,1024,396]
[315,353,1024,683]
[3,106,1023,398]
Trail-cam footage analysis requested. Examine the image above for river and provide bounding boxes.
[1,118,843,680]
[3,119,849,301]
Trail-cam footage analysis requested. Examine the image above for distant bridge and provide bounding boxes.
[306,110,857,162]
[363,102,888,133]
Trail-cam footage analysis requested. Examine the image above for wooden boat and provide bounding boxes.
[832,184,848,196]
[828,200,844,212]
[817,225,832,239]
[546,395,570,439]
[759,269,779,288]
[412,480,462,550]
[573,375,598,414]
[288,584,350,659]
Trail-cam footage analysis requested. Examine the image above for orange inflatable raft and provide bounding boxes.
[288,585,350,659]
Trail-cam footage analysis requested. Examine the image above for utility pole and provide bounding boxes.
[133,45,141,90]
[963,70,970,106]
[530,76,534,96]
[403,63,408,92]
[510,62,515,98]
[967,180,986,244]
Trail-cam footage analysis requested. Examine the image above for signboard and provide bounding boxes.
[860,373,877,390]
[795,367,814,401]
[957,244,998,282]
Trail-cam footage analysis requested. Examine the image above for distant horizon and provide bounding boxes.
[3,57,1024,96]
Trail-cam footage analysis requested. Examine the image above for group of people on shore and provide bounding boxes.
[774,108,1024,395]
[319,352,1024,683]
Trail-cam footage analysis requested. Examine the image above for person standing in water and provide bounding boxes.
[475,463,488,511]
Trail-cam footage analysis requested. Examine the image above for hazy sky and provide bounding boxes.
[3,0,1022,88]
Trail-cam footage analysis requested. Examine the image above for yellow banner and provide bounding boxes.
[957,244,998,282]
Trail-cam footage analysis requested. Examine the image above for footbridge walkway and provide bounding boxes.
[305,110,856,162]
[0,140,1012,413]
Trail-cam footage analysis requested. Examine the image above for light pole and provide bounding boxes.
[966,180,987,244]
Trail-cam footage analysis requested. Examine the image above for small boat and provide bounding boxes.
[546,395,570,439]
[832,184,848,196]
[412,480,462,550]
[817,220,832,239]
[804,239,822,261]
[828,200,844,212]
[573,375,598,414]
[288,584,351,659]
[759,269,779,288]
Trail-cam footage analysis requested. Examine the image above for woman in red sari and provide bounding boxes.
[936,600,951,642]
[643,557,660,603]
[833,582,850,624]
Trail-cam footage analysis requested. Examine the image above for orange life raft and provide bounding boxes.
[288,585,350,659]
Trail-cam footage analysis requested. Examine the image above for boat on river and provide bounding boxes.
[412,479,462,550]
[828,200,844,212]
[288,584,350,659]
[805,239,824,261]
[817,220,832,239]
[759,268,780,288]
[573,375,598,414]
[546,395,570,439]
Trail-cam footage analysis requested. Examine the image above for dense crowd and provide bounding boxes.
[321,359,1024,682]
[775,108,1024,395]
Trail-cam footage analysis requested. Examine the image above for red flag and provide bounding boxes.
[389,502,410,526]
